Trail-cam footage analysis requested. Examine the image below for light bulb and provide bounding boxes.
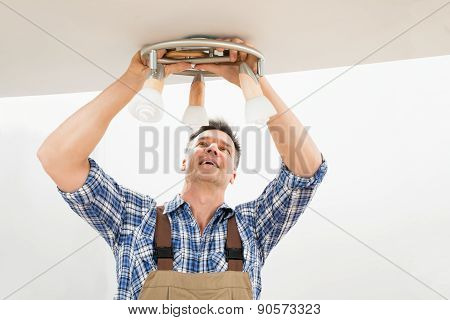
[244,95,276,125]
[239,62,276,124]
[182,105,209,128]
[181,74,209,129]
[128,86,164,122]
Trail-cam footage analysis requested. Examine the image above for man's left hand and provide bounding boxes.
[193,38,259,88]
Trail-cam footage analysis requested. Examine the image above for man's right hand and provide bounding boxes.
[124,49,192,86]
[124,50,153,84]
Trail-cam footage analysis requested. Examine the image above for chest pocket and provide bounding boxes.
[208,249,228,272]
[173,248,228,273]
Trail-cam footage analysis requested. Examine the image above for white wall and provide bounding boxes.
[1,54,449,299]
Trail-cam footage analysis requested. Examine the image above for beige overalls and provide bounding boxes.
[138,206,253,300]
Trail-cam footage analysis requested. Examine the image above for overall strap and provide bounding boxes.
[226,215,244,271]
[155,205,244,272]
[155,205,173,270]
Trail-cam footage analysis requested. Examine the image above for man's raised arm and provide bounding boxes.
[37,50,191,192]
[260,77,323,178]
[36,52,149,192]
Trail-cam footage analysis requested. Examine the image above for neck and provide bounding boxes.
[180,180,226,234]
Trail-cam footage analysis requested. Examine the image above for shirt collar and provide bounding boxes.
[163,193,234,221]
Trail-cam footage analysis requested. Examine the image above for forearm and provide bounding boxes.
[259,76,323,177]
[37,72,144,166]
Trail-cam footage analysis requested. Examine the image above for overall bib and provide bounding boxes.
[138,206,253,300]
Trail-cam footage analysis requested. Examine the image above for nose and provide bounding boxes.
[205,144,218,156]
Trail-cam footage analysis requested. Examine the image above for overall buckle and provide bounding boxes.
[225,248,243,262]
[154,247,173,259]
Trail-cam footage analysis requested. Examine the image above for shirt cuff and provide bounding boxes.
[57,158,104,206]
[277,154,328,189]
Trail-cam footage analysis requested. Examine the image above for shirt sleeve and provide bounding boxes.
[57,158,155,250]
[253,154,328,264]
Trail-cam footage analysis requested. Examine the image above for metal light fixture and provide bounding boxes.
[129,37,268,124]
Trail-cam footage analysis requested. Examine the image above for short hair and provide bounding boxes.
[186,118,241,169]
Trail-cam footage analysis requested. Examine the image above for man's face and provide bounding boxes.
[182,129,237,187]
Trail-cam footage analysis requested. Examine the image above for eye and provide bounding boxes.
[197,141,207,147]
[220,146,231,154]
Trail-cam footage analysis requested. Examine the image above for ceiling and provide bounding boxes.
[1,0,449,97]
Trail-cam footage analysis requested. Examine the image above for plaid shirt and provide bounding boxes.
[58,156,328,299]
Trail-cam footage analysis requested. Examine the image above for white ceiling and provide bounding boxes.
[1,0,450,97]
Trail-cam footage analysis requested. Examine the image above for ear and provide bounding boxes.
[229,170,237,184]
[181,159,186,171]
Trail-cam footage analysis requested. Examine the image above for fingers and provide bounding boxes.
[132,50,144,65]
[165,62,192,77]
[225,38,240,62]
[135,49,166,67]
[215,37,254,63]
[231,38,245,62]
[157,49,167,59]
[246,52,258,73]
[215,38,224,52]
[193,63,222,74]
[215,38,240,62]
[244,41,255,49]
[194,63,240,87]
[231,38,258,73]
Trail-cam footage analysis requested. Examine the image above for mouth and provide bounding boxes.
[199,159,219,168]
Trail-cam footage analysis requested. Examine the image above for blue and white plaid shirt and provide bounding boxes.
[58,156,328,299]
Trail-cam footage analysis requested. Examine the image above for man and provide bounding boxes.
[37,38,327,299]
